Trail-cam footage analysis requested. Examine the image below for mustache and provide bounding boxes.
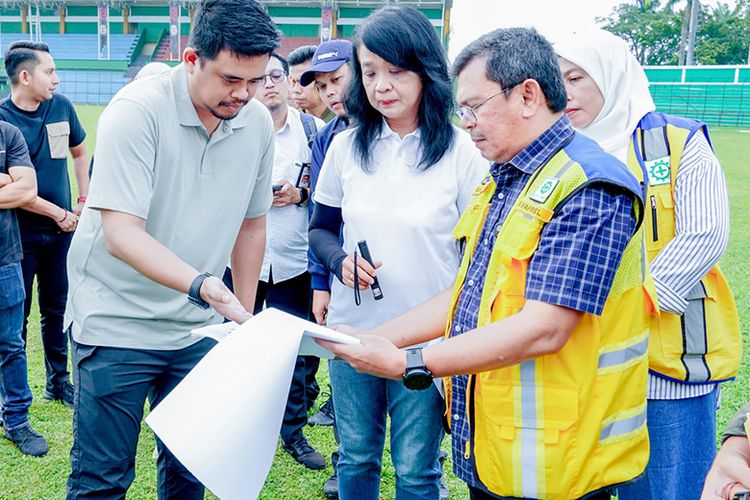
[219,99,249,106]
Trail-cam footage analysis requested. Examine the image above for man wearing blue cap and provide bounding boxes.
[301,39,353,331]
[300,38,353,499]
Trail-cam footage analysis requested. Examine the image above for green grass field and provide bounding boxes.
[1,105,748,499]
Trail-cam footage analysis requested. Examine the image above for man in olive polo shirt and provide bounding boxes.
[64,0,279,497]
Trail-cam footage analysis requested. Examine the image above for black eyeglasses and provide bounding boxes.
[262,68,287,85]
[455,81,522,124]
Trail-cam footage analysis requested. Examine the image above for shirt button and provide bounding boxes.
[483,239,489,246]
[468,279,475,286]
[454,325,461,333]
[453,414,460,421]
[497,192,504,200]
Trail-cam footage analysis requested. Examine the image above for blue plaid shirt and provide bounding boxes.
[449,116,637,492]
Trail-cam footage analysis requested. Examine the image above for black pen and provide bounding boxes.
[357,240,384,300]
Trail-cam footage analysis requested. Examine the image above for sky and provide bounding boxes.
[447,0,731,61]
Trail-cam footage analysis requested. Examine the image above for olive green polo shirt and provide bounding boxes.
[65,64,274,350]
[723,402,750,443]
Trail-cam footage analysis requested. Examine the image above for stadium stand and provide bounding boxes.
[645,66,750,127]
[151,34,320,61]
[0,34,140,62]
[0,1,451,104]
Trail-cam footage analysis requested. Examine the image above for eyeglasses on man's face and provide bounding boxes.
[262,68,287,85]
[455,81,522,125]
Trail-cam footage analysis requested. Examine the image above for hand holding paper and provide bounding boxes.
[147,308,359,499]
[316,333,406,380]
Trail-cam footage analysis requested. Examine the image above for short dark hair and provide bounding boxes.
[452,28,567,113]
[287,45,317,67]
[346,6,455,171]
[270,52,289,74]
[188,0,280,61]
[5,40,50,85]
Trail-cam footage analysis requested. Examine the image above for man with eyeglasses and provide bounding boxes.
[251,52,326,470]
[318,28,651,500]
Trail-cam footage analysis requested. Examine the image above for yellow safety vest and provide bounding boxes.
[445,134,654,499]
[629,112,741,383]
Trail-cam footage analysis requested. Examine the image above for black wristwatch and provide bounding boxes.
[403,347,433,391]
[187,272,212,309]
[295,187,309,206]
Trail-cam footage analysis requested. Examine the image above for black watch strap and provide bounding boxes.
[188,272,212,309]
[296,187,309,206]
[405,347,425,370]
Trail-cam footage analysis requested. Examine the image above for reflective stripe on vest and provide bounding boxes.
[598,333,649,374]
[681,281,711,382]
[642,127,670,161]
[600,404,648,444]
[519,360,539,499]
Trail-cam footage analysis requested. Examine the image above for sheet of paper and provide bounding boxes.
[189,321,237,342]
[191,317,360,359]
[146,308,359,499]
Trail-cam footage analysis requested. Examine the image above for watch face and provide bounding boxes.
[404,369,432,391]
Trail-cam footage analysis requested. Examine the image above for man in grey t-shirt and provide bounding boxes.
[64,1,280,497]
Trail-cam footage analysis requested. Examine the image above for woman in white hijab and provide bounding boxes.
[556,29,740,500]
[555,29,655,162]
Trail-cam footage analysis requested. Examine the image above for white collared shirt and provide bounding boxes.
[261,107,324,283]
[314,121,489,331]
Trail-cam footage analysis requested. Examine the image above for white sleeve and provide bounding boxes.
[454,129,491,212]
[312,133,346,208]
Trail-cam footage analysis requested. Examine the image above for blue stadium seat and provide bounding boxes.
[0,33,139,61]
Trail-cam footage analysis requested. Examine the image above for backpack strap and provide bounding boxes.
[299,112,318,149]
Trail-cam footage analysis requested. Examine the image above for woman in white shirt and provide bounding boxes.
[309,6,488,499]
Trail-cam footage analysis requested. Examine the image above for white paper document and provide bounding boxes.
[145,308,359,499]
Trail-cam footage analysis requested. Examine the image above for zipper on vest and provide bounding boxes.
[650,195,658,241]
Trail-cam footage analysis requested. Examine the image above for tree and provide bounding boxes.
[695,2,750,64]
[599,0,750,65]
[597,1,682,65]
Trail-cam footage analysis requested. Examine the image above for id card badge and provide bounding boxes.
[295,161,311,189]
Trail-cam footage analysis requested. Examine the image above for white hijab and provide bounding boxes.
[555,29,655,163]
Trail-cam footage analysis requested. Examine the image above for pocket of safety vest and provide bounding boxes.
[656,278,713,362]
[647,190,674,250]
[473,380,580,494]
[494,212,544,261]
[475,380,579,443]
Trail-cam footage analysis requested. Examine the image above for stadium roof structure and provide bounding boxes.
[1,1,451,7]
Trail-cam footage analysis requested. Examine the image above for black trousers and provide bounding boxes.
[20,229,72,391]
[253,270,313,444]
[67,336,216,499]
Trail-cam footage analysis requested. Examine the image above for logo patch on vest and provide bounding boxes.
[645,156,671,186]
[529,177,559,203]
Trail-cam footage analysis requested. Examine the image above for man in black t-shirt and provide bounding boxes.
[0,41,88,408]
[0,120,48,457]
